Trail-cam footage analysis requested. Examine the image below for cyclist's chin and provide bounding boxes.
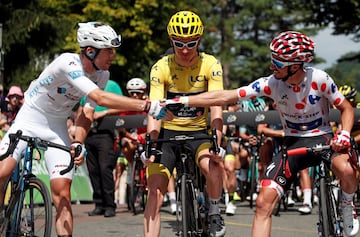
[100,64,111,70]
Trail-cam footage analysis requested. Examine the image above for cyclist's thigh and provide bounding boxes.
[148,129,177,180]
[40,117,72,180]
[265,135,330,190]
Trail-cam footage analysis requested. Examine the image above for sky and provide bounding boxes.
[312,27,359,70]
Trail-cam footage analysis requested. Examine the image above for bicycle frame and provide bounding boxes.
[6,144,38,236]
[285,143,349,237]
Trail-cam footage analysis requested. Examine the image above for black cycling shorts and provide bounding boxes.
[147,129,211,179]
[265,133,333,191]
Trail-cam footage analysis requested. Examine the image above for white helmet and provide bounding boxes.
[126,78,147,93]
[77,22,121,49]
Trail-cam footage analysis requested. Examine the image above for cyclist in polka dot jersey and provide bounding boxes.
[166,31,358,237]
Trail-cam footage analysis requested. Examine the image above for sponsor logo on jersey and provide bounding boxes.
[68,70,85,80]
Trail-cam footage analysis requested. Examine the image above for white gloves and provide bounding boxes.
[333,130,350,147]
[147,100,167,119]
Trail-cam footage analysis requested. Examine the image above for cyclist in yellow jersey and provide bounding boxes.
[339,85,360,144]
[143,11,226,237]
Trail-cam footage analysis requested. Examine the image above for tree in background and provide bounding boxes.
[0,0,359,91]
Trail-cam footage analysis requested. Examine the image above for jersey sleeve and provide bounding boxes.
[236,76,273,100]
[316,70,345,106]
[149,59,166,100]
[207,57,224,92]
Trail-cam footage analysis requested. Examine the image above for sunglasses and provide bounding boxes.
[171,38,199,49]
[271,56,301,69]
[129,91,144,96]
[110,36,122,47]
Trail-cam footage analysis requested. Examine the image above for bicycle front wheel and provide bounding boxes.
[180,175,197,237]
[318,178,334,237]
[11,177,53,237]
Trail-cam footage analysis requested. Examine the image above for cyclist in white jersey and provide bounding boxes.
[166,31,358,237]
[0,22,166,237]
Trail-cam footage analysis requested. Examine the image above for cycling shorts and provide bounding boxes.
[224,141,236,162]
[264,133,333,191]
[0,103,73,180]
[147,129,211,179]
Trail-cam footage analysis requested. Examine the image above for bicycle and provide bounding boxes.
[284,139,359,237]
[0,130,80,237]
[126,143,147,215]
[145,128,221,237]
[246,134,264,209]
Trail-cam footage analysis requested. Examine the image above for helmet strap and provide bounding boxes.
[281,65,300,82]
[82,48,100,70]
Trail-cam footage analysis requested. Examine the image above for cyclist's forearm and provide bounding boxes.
[210,106,223,145]
[147,116,161,140]
[186,90,238,107]
[74,112,92,144]
[262,128,284,138]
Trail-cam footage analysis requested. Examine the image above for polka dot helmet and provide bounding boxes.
[270,31,315,63]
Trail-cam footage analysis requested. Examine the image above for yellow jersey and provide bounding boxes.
[149,52,224,131]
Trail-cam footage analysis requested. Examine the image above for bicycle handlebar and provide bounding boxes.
[0,130,81,175]
[286,144,332,156]
[145,128,220,158]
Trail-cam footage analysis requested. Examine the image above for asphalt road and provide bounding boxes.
[49,199,359,237]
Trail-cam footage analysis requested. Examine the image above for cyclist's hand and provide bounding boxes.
[147,100,168,120]
[163,98,186,112]
[71,142,86,167]
[140,151,155,166]
[210,147,226,163]
[331,130,351,152]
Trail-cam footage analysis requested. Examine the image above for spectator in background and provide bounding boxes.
[0,85,24,133]
[79,79,124,218]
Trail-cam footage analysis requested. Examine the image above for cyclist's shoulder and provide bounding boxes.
[152,54,174,68]
[305,67,333,81]
[199,52,221,65]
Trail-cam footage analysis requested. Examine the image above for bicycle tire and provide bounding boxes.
[130,160,147,215]
[180,174,197,237]
[318,177,334,237]
[8,177,52,237]
[249,155,257,209]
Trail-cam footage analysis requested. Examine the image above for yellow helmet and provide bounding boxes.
[167,11,203,38]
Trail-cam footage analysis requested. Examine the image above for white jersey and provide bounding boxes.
[0,53,109,180]
[25,53,108,118]
[237,67,345,137]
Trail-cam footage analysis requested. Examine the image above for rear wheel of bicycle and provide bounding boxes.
[318,178,334,237]
[9,177,52,237]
